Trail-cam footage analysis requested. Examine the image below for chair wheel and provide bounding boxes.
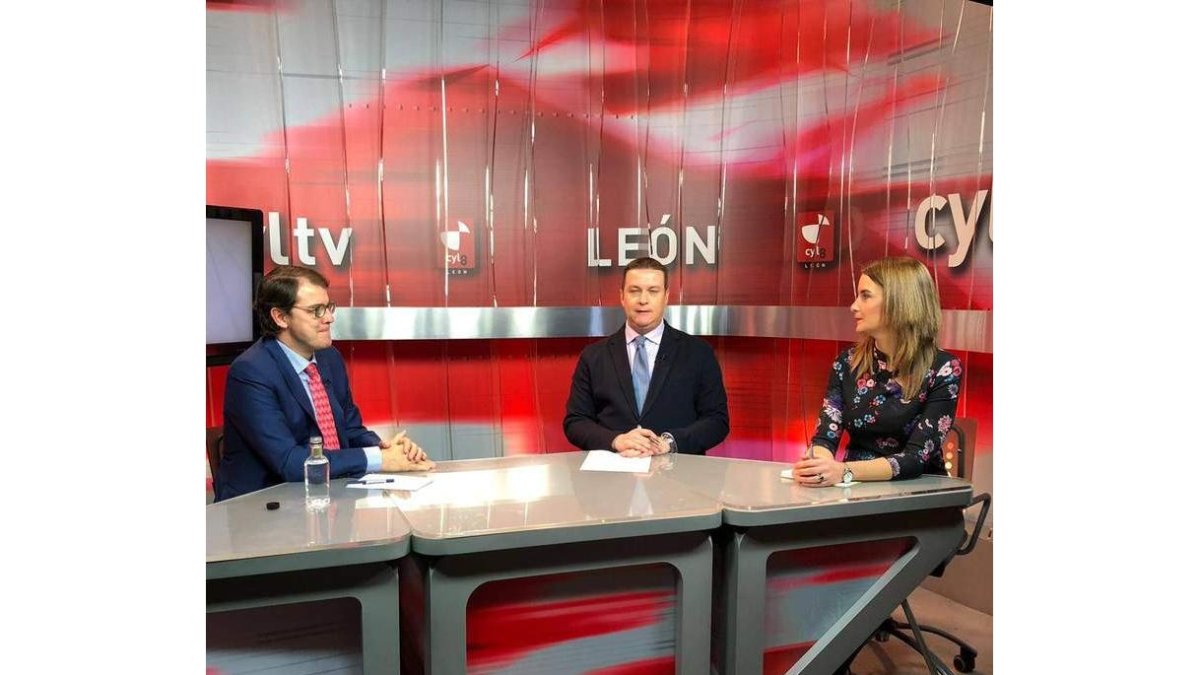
[954,654,975,672]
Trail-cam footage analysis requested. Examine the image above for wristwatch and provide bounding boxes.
[841,463,855,484]
[660,432,678,454]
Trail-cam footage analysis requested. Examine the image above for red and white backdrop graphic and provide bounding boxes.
[761,538,912,673]
[206,0,992,462]
[464,566,677,674]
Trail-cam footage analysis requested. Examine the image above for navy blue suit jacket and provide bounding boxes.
[215,337,380,501]
[563,323,730,454]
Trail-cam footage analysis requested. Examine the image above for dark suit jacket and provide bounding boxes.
[215,336,380,501]
[563,323,729,454]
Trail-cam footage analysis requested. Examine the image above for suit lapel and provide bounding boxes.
[266,338,319,424]
[642,323,678,414]
[606,330,639,416]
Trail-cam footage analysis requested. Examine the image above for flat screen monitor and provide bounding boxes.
[207,205,264,365]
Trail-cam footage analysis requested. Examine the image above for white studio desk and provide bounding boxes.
[389,452,722,674]
[206,452,973,675]
[656,454,973,675]
[207,481,412,674]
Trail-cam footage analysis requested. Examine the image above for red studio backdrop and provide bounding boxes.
[206,0,992,464]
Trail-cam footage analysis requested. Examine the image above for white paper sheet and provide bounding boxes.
[580,450,652,473]
[345,473,433,491]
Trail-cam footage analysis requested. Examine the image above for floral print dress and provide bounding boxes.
[810,346,963,479]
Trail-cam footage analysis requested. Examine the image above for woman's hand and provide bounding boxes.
[793,456,843,487]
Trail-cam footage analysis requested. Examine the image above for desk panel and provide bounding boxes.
[391,453,720,555]
[391,452,720,675]
[207,481,412,675]
[207,482,411,578]
[657,455,972,675]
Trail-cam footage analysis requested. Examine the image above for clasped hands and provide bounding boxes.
[380,431,436,471]
[612,426,673,457]
[791,455,843,487]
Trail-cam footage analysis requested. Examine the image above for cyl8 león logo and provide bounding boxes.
[440,220,475,274]
[796,212,836,268]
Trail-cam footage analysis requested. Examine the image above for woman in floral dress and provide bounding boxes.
[792,256,963,486]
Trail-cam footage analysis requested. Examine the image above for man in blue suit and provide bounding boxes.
[564,257,730,456]
[215,265,434,501]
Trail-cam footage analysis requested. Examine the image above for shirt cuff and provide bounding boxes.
[363,446,382,472]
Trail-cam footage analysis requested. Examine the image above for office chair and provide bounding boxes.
[206,427,224,500]
[872,422,992,674]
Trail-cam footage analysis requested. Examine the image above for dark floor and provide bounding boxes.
[849,587,993,675]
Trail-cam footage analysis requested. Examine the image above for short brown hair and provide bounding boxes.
[621,257,669,289]
[255,265,330,335]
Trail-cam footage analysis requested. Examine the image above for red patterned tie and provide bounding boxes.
[304,362,341,450]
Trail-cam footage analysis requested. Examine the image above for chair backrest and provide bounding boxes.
[942,418,977,480]
[930,419,990,577]
[206,427,224,483]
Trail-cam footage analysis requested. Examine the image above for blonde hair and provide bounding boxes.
[850,257,942,399]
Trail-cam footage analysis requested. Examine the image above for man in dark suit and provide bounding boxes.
[564,257,729,455]
[215,265,434,501]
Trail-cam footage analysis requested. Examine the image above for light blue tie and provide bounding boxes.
[633,335,650,414]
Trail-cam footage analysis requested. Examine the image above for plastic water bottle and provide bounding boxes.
[304,436,330,510]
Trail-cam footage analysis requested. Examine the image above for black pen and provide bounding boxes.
[350,478,395,485]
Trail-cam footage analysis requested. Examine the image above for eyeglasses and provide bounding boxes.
[292,302,337,318]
